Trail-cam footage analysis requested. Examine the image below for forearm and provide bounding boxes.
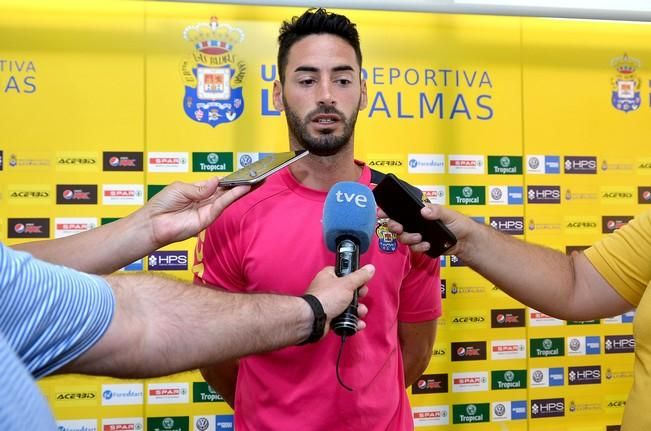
[64,273,312,378]
[200,361,238,409]
[459,223,580,319]
[399,321,437,388]
[12,209,158,274]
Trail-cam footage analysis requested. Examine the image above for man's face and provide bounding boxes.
[274,34,367,156]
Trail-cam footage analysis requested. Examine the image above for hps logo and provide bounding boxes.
[531,398,565,418]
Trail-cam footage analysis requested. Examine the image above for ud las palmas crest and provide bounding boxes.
[611,53,641,113]
[181,17,247,127]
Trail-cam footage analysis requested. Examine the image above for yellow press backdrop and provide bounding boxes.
[1,1,650,430]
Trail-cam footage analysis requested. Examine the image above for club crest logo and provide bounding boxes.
[611,53,641,113]
[376,222,397,253]
[181,17,247,127]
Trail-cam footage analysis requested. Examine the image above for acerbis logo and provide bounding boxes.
[527,186,561,204]
[605,335,635,353]
[530,398,565,418]
[491,308,525,328]
[451,341,486,361]
[564,156,597,174]
[489,217,524,235]
[412,373,449,394]
[56,392,96,400]
[103,152,143,171]
[568,366,601,385]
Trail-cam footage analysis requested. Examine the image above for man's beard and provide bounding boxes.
[284,98,360,157]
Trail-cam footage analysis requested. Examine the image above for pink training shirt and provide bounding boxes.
[194,162,441,431]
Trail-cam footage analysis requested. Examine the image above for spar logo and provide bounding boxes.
[147,383,189,404]
[8,218,50,238]
[530,337,564,358]
[491,369,527,390]
[564,156,597,174]
[148,152,189,173]
[568,366,601,385]
[412,373,449,394]
[531,398,565,419]
[448,155,484,174]
[528,308,563,326]
[54,218,97,239]
[101,418,144,431]
[417,185,446,204]
[488,155,522,175]
[102,152,143,171]
[491,339,526,360]
[451,371,489,392]
[605,335,635,354]
[491,308,525,328]
[451,341,486,361]
[102,184,144,206]
[56,184,98,204]
[452,403,489,424]
[412,406,449,426]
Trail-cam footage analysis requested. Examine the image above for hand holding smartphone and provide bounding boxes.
[373,173,457,258]
[219,150,309,187]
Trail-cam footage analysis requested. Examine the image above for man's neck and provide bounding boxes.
[289,146,363,191]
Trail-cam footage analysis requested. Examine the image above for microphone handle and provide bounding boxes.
[332,238,360,337]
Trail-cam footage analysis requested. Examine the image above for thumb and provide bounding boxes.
[340,264,375,291]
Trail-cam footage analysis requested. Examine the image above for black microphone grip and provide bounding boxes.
[332,237,360,337]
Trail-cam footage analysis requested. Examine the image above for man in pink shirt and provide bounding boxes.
[193,8,441,430]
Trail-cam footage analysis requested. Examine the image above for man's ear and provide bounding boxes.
[359,79,368,111]
[273,80,284,112]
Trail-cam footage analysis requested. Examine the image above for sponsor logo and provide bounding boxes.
[528,309,564,326]
[102,152,143,171]
[607,426,622,431]
[601,159,634,172]
[564,216,600,234]
[605,335,635,353]
[102,184,144,206]
[449,283,485,296]
[451,371,489,392]
[101,417,144,431]
[450,313,487,329]
[7,218,50,238]
[492,400,527,421]
[101,384,144,406]
[452,403,489,424]
[491,308,525,328]
[56,184,98,204]
[600,187,635,204]
[146,416,188,431]
[568,365,601,385]
[527,185,561,204]
[611,53,641,112]
[639,186,651,204]
[527,155,560,174]
[527,217,562,232]
[412,405,449,426]
[56,419,98,431]
[604,367,634,383]
[489,217,524,235]
[181,16,247,127]
[147,383,189,404]
[605,396,628,413]
[449,255,467,266]
[55,390,97,403]
[448,155,484,174]
[604,311,635,324]
[491,370,527,390]
[236,152,259,169]
[430,346,447,361]
[637,157,651,174]
[148,251,189,271]
[416,185,446,205]
[121,259,144,272]
[192,152,234,172]
[531,398,565,419]
[215,415,234,430]
[148,152,189,173]
[488,155,522,175]
[567,319,600,325]
[440,279,446,299]
[451,341,486,361]
[530,337,564,357]
[55,218,97,239]
[602,215,634,233]
[564,156,597,174]
[55,151,99,172]
[412,373,449,394]
[7,152,51,168]
[367,154,403,172]
[0,150,3,170]
[567,336,601,356]
[566,398,602,414]
[564,186,598,202]
[449,185,486,205]
[408,154,445,173]
[192,382,224,402]
[8,185,51,204]
[530,367,564,387]
[491,339,526,360]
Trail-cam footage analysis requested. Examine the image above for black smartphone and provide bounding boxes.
[219,150,309,187]
[373,173,457,258]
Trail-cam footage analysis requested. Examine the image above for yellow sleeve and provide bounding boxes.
[583,208,651,307]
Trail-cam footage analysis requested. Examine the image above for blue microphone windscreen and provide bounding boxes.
[323,182,377,253]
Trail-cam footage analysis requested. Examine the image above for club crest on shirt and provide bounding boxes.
[376,222,398,253]
[181,17,247,127]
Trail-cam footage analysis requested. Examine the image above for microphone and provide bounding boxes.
[323,181,377,337]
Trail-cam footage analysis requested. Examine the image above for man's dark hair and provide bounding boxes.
[277,8,362,83]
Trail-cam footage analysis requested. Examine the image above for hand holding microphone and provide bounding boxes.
[322,182,377,337]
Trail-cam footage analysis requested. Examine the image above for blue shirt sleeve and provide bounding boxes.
[0,243,115,378]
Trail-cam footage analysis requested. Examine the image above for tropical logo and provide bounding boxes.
[611,53,641,113]
[181,17,247,127]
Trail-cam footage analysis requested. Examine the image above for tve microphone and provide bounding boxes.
[323,181,377,337]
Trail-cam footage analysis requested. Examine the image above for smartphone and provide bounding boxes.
[373,173,457,258]
[219,150,309,187]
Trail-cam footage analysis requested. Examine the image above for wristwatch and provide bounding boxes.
[298,294,326,345]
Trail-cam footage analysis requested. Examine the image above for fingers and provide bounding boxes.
[210,185,251,218]
[187,177,221,200]
[342,264,375,290]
